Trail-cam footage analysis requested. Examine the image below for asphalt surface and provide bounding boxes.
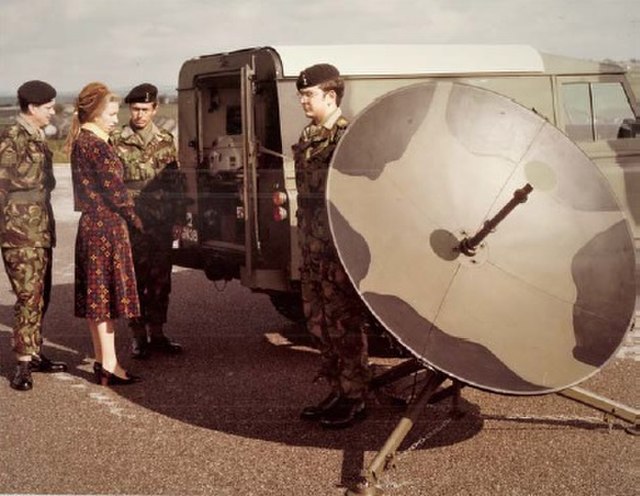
[0,167,638,496]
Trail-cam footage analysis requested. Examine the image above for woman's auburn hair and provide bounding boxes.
[64,82,119,154]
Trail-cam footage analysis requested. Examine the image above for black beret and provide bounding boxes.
[17,80,57,105]
[124,83,158,104]
[296,64,340,90]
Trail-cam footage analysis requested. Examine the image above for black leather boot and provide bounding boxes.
[319,397,366,429]
[11,362,33,391]
[148,334,183,355]
[130,322,149,359]
[131,336,150,359]
[300,391,341,421]
[30,353,68,373]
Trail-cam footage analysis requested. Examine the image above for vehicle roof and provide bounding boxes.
[271,44,624,77]
[178,45,626,86]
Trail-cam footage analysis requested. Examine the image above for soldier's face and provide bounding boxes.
[29,100,56,128]
[298,86,336,124]
[94,101,120,134]
[129,102,157,130]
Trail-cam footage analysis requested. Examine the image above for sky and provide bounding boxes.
[0,0,638,95]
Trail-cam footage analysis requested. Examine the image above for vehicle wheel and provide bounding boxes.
[269,292,305,323]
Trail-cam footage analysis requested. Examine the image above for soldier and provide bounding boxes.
[293,64,372,428]
[0,80,68,391]
[111,83,185,359]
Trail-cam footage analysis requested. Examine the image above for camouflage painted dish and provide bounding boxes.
[327,81,636,395]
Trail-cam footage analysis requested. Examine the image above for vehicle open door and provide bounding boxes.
[240,62,259,283]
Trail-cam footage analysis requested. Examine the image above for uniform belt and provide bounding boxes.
[7,190,47,202]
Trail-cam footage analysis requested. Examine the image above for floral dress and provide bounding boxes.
[71,128,141,320]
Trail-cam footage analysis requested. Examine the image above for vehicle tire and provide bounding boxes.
[269,292,305,323]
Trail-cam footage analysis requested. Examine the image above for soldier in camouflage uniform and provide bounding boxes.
[293,64,372,428]
[111,83,186,359]
[0,80,68,391]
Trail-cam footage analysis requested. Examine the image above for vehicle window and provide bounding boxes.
[561,81,636,142]
[562,83,593,142]
[592,82,635,140]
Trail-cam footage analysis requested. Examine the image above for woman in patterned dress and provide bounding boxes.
[66,82,142,385]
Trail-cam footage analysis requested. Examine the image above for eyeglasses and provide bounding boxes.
[298,89,326,100]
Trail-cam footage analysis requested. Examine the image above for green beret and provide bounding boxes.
[17,80,57,105]
[124,83,158,104]
[296,64,340,90]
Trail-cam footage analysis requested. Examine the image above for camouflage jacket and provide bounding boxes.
[0,115,56,248]
[111,122,186,229]
[292,111,349,208]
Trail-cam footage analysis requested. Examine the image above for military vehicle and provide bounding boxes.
[175,46,639,495]
[174,45,640,320]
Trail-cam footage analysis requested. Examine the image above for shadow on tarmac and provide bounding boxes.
[2,265,631,487]
[0,269,485,487]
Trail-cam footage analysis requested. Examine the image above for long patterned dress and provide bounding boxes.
[71,128,140,320]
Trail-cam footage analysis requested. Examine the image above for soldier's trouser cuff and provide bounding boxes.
[12,338,42,357]
[339,367,372,399]
[128,319,147,339]
[148,323,165,337]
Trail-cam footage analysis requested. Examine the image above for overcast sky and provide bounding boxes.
[1,0,638,95]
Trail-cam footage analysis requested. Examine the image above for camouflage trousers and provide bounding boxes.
[2,247,52,356]
[298,206,372,399]
[128,228,173,337]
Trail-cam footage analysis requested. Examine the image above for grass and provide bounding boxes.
[50,139,70,163]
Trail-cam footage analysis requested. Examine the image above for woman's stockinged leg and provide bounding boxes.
[88,320,102,364]
[88,319,127,376]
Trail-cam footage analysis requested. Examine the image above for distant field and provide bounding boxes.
[628,68,640,98]
[49,103,177,162]
[0,103,177,163]
[0,102,177,127]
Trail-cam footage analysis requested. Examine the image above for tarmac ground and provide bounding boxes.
[0,167,638,496]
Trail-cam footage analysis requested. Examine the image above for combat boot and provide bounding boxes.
[131,323,150,359]
[300,391,341,421]
[10,362,33,391]
[319,397,366,429]
[148,335,183,354]
[148,325,183,355]
[131,336,150,359]
[30,353,68,373]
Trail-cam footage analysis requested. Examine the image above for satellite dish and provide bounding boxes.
[327,81,636,395]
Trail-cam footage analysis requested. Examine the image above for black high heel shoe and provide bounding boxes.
[99,368,141,386]
[93,362,102,384]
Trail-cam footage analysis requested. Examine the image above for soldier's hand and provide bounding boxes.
[131,215,145,234]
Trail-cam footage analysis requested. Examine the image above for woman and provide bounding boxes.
[66,82,142,386]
